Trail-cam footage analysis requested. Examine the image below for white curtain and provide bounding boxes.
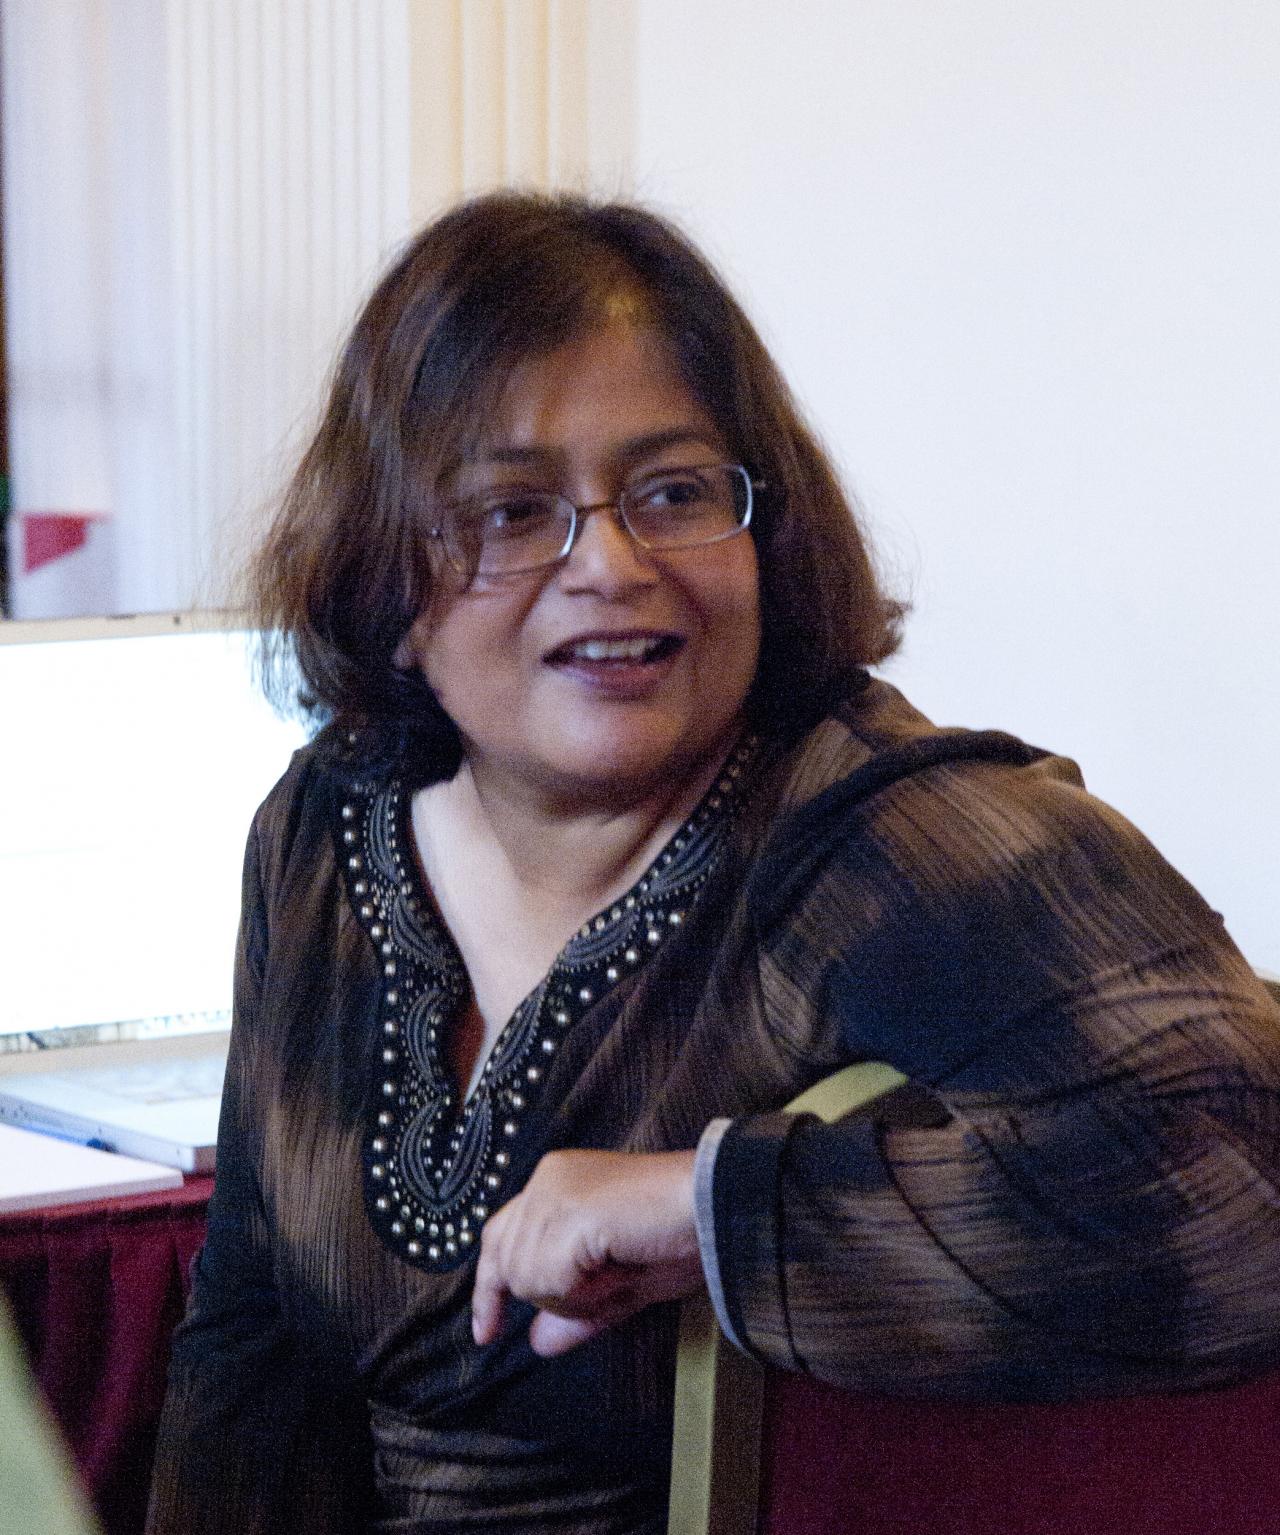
[2,0,634,618]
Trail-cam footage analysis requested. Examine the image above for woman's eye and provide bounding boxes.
[634,472,709,512]
[481,495,553,534]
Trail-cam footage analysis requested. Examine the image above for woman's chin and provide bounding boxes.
[525,719,737,812]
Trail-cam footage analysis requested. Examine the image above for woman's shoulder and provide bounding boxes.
[752,677,1181,931]
[245,717,456,892]
[251,731,330,826]
[244,725,361,885]
[249,717,425,832]
[772,676,1085,826]
[752,682,1272,1089]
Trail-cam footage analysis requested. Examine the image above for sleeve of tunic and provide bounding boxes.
[145,811,372,1534]
[700,747,1280,1401]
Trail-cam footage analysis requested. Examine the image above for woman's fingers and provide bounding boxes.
[525,1250,707,1356]
[470,1256,508,1347]
[528,1311,608,1357]
[470,1148,702,1351]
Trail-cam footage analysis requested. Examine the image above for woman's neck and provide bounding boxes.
[449,743,733,915]
[410,738,741,1096]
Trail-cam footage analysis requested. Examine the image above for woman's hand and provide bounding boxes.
[471,1148,704,1357]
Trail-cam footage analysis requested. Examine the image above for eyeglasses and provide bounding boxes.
[430,462,759,579]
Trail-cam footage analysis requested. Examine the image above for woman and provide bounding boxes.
[148,192,1280,1535]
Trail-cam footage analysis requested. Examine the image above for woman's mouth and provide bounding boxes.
[542,632,685,695]
[544,633,683,666]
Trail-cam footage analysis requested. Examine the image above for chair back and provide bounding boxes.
[668,1036,1280,1535]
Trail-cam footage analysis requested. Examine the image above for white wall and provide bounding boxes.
[632,0,1279,968]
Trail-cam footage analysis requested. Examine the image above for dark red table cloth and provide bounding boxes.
[0,1179,212,1535]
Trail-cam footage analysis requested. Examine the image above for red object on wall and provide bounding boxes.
[22,512,109,574]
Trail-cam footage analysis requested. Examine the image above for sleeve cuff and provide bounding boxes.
[693,1110,809,1367]
[693,1117,741,1350]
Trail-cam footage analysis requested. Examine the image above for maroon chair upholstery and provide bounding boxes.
[755,987,1280,1534]
[670,1048,1280,1535]
[759,1367,1280,1535]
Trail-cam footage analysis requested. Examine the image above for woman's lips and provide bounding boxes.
[542,631,685,695]
[543,632,682,665]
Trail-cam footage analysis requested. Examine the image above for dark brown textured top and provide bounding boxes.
[147,679,1280,1535]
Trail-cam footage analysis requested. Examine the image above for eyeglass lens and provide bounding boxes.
[445,463,752,578]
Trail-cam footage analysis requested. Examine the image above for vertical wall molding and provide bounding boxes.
[503,0,550,186]
[546,0,590,189]
[409,0,634,218]
[164,0,416,606]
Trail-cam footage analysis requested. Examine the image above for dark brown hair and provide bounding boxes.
[250,189,904,770]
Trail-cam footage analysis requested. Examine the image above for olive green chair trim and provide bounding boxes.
[667,1061,906,1535]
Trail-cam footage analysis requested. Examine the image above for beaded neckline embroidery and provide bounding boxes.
[335,737,757,1273]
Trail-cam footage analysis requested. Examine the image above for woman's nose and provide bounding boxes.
[559,504,659,594]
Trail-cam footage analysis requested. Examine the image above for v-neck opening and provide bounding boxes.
[336,734,758,1271]
[398,746,763,1112]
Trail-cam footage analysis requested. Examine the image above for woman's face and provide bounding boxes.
[401,319,761,809]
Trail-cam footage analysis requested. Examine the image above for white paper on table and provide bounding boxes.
[0,1121,183,1213]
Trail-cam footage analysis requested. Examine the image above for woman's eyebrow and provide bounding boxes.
[466,445,552,467]
[615,428,723,465]
[466,428,722,470]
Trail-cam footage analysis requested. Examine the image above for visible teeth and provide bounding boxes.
[571,637,661,662]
